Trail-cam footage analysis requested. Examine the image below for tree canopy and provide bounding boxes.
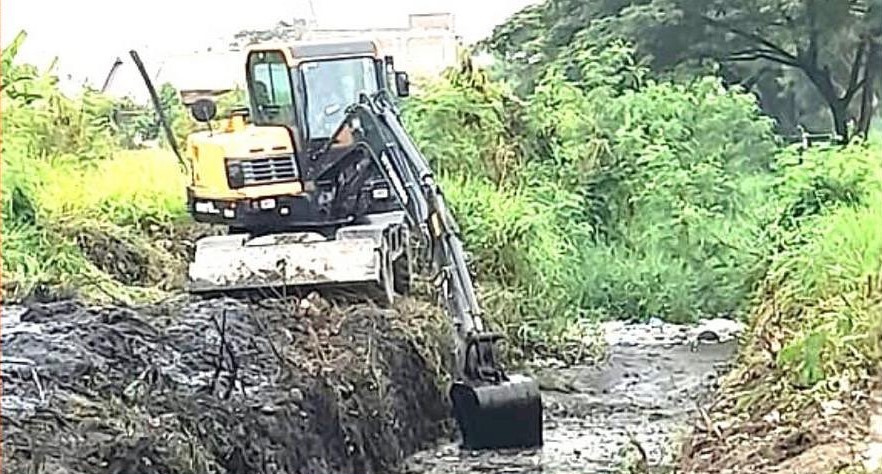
[482,0,882,141]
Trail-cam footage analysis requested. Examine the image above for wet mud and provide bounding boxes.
[2,290,741,474]
[399,320,741,474]
[1,295,453,474]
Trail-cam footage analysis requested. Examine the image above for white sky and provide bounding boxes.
[1,0,538,90]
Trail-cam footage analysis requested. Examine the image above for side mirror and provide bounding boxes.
[395,71,410,98]
[190,98,217,123]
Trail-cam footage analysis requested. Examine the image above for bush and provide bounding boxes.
[405,44,781,339]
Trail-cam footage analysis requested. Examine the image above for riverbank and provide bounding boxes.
[2,295,454,473]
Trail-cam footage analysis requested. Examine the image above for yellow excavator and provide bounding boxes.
[129,38,542,450]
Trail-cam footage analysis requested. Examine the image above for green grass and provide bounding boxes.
[752,138,882,393]
[1,149,189,302]
[677,137,882,472]
[38,149,188,228]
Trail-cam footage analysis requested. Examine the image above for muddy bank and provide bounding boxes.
[399,319,742,473]
[1,295,453,474]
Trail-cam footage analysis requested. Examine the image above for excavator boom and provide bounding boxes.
[324,92,543,449]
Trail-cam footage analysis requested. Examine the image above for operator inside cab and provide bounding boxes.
[246,47,384,152]
[300,57,379,139]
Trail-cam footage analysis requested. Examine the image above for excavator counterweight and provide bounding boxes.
[130,39,543,451]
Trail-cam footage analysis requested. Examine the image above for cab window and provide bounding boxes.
[300,57,380,139]
[248,51,295,126]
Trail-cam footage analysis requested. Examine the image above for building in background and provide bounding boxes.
[305,13,462,79]
[104,12,461,104]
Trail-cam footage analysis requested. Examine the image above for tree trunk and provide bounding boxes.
[831,101,849,142]
[801,62,851,143]
[858,39,881,138]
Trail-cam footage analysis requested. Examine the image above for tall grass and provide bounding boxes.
[403,44,781,358]
[1,32,189,302]
[745,137,882,395]
[677,138,882,472]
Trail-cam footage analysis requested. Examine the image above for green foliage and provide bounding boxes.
[484,0,882,138]
[1,31,188,302]
[404,57,525,184]
[708,138,882,428]
[404,42,788,357]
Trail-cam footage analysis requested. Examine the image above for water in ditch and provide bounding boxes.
[399,319,741,474]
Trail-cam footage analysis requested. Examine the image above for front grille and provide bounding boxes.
[228,155,298,186]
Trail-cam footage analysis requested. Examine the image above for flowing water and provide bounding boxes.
[399,319,741,474]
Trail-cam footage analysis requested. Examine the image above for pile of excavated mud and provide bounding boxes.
[1,294,454,474]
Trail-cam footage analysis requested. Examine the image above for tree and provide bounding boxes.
[668,0,882,141]
[483,0,882,142]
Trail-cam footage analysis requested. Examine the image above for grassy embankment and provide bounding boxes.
[678,138,882,472]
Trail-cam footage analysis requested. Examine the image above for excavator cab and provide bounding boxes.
[241,44,409,153]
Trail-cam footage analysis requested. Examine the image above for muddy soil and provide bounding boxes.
[2,290,742,474]
[399,319,741,474]
[1,295,453,474]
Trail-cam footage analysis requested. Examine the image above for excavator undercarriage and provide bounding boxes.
[130,39,543,451]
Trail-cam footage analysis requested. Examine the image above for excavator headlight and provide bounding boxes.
[226,160,245,189]
[195,201,218,214]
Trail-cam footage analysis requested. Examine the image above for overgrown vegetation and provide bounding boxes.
[466,0,882,469]
[4,2,882,468]
[1,31,197,302]
[678,137,882,472]
[402,43,786,359]
[481,0,882,141]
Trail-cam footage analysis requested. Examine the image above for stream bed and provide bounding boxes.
[399,319,741,474]
[0,298,742,474]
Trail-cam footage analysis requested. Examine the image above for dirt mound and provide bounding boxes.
[2,295,454,474]
[69,220,218,290]
[677,391,870,474]
[676,353,872,473]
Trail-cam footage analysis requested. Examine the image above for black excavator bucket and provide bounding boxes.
[450,374,543,450]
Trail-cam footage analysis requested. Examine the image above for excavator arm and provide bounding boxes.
[326,92,544,450]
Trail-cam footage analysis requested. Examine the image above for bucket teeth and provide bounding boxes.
[450,374,544,450]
